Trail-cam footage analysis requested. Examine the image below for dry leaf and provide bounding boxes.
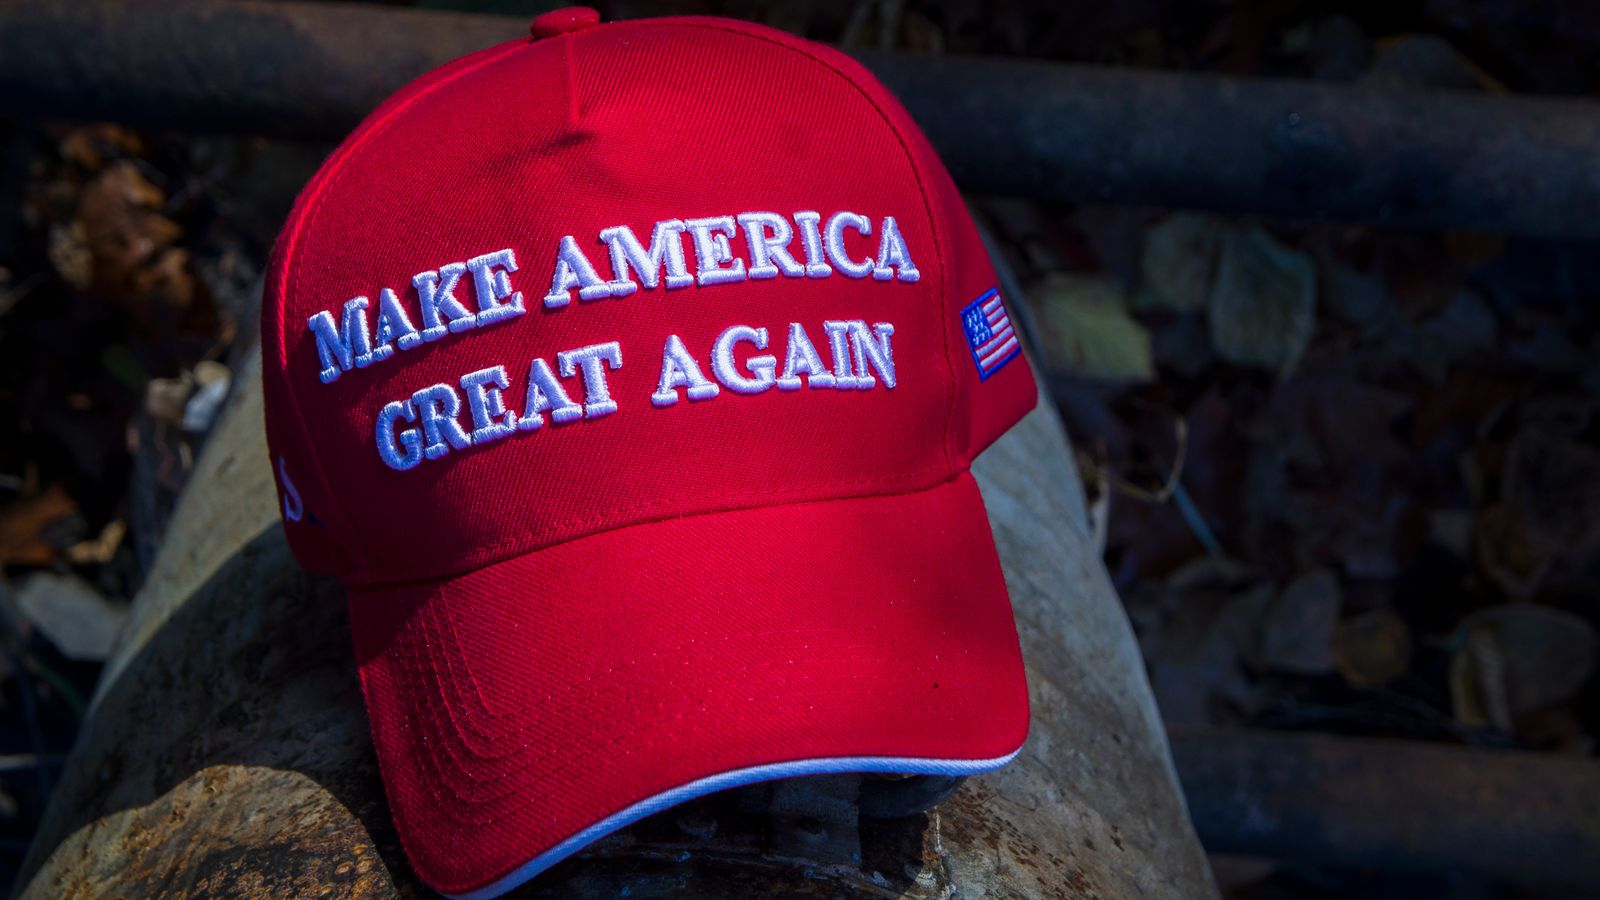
[1137,212,1225,312]
[144,375,192,427]
[1333,608,1412,688]
[46,220,92,291]
[1451,624,1513,731]
[1411,291,1498,381]
[76,160,195,328]
[1208,229,1317,372]
[1258,568,1341,674]
[1035,274,1154,383]
[58,124,145,170]
[182,361,233,432]
[65,518,127,566]
[0,485,77,569]
[1369,34,1506,91]
[1451,605,1598,731]
[1476,504,1558,600]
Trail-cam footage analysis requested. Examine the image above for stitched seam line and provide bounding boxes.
[653,19,959,470]
[353,463,967,589]
[563,31,579,124]
[273,39,531,573]
[382,594,978,816]
[402,611,909,795]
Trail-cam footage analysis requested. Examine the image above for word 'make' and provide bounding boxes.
[306,210,918,385]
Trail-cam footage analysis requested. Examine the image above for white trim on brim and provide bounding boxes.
[443,747,1024,900]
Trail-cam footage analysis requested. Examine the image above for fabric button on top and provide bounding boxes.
[530,7,601,39]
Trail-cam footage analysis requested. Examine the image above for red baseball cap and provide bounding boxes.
[261,8,1036,897]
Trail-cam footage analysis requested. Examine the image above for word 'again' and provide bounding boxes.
[374,321,895,471]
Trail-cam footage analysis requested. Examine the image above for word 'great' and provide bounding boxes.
[375,320,896,471]
[307,210,918,385]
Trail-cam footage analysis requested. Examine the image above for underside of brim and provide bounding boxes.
[447,748,1021,900]
[347,471,1030,897]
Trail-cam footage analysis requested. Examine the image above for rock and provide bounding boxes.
[1258,569,1341,675]
[14,572,128,662]
[1137,213,1226,313]
[1451,605,1598,728]
[1427,509,1475,558]
[1411,292,1498,381]
[1320,262,1391,331]
[182,361,233,433]
[143,376,191,427]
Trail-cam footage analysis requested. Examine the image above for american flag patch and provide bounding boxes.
[961,288,1020,380]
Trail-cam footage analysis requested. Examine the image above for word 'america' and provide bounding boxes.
[308,210,918,385]
[376,320,895,471]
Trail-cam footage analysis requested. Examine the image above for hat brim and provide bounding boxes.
[348,470,1030,898]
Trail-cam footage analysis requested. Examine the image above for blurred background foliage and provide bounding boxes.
[2,1,1599,897]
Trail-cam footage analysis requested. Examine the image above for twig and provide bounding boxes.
[1109,409,1189,504]
[1086,440,1111,554]
[3,646,52,804]
[0,612,88,721]
[1170,480,1224,558]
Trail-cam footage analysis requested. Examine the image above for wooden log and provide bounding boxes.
[9,0,1600,238]
[17,325,1216,896]
[1173,729,1600,889]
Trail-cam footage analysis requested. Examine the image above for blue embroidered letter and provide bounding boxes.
[848,321,896,388]
[557,342,623,419]
[376,399,424,470]
[544,235,613,307]
[823,212,874,278]
[711,325,777,394]
[413,263,477,340]
[307,296,373,384]
[519,357,582,428]
[599,219,692,295]
[466,249,525,327]
[684,216,748,287]
[460,365,519,445]
[823,320,870,388]
[777,321,835,390]
[872,216,920,282]
[653,335,720,406]
[411,383,473,460]
[792,211,833,278]
[738,212,805,280]
[373,288,422,359]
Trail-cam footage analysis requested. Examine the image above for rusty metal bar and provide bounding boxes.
[2,0,1600,239]
[1171,730,1600,889]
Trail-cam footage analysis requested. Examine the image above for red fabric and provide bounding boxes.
[261,11,1037,896]
[353,473,1027,893]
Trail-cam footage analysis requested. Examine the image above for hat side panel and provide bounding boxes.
[264,38,534,577]
[699,21,1038,463]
